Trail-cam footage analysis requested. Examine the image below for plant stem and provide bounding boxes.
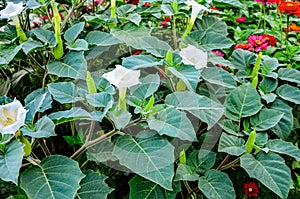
[286,15,290,41]
[219,157,240,171]
[216,154,231,170]
[70,129,117,159]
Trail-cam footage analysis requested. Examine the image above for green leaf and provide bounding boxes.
[230,49,257,71]
[261,56,279,74]
[111,26,151,48]
[278,68,300,84]
[130,74,160,99]
[139,36,172,58]
[218,133,246,156]
[21,116,56,138]
[76,171,113,199]
[87,139,117,163]
[277,84,300,104]
[270,99,293,139]
[174,164,199,181]
[213,0,242,7]
[202,67,237,89]
[165,91,224,129]
[24,88,52,123]
[250,108,284,131]
[198,169,236,199]
[122,55,162,69]
[167,65,201,91]
[148,107,196,141]
[116,4,136,16]
[85,31,121,46]
[194,16,229,39]
[21,40,43,54]
[200,33,233,51]
[127,13,141,26]
[47,51,87,80]
[225,83,262,121]
[258,77,278,93]
[129,175,181,199]
[187,150,216,174]
[240,153,291,198]
[21,155,85,199]
[218,119,240,136]
[64,22,85,43]
[0,140,24,184]
[48,82,84,104]
[97,78,116,94]
[113,130,174,190]
[86,92,113,107]
[33,28,57,47]
[48,107,91,125]
[0,44,22,65]
[67,39,89,51]
[107,108,131,129]
[267,139,300,161]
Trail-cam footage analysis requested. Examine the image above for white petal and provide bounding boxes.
[179,45,207,69]
[0,2,24,19]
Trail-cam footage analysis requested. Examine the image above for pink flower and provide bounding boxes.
[160,21,169,27]
[247,35,268,52]
[255,0,279,6]
[236,16,247,23]
[234,43,254,51]
[211,50,224,57]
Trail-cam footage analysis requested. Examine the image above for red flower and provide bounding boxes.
[244,182,259,197]
[132,50,143,55]
[236,16,247,23]
[126,0,140,5]
[211,50,224,57]
[234,43,254,51]
[143,2,152,7]
[260,34,277,46]
[278,1,300,16]
[164,16,171,22]
[160,21,169,27]
[248,35,268,52]
[286,23,300,33]
[210,6,219,10]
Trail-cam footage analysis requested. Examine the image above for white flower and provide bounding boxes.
[185,0,209,24]
[0,99,28,135]
[0,2,24,19]
[179,44,207,69]
[102,65,141,88]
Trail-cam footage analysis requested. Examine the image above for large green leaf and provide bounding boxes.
[250,108,284,131]
[174,164,199,181]
[240,153,291,198]
[0,44,22,65]
[76,171,113,199]
[267,139,300,161]
[130,74,160,99]
[116,4,136,16]
[201,67,237,89]
[261,56,279,75]
[200,33,233,51]
[278,68,300,84]
[270,99,293,139]
[198,170,236,199]
[129,175,181,199]
[277,84,300,104]
[21,40,43,54]
[21,116,56,138]
[112,130,174,190]
[47,52,87,80]
[122,55,162,69]
[187,150,216,174]
[111,26,150,48]
[64,22,85,43]
[21,155,85,199]
[67,39,89,51]
[139,36,172,58]
[107,108,131,129]
[148,107,196,141]
[230,49,257,71]
[127,13,141,26]
[86,92,113,108]
[87,139,117,163]
[24,88,52,123]
[25,116,54,136]
[48,82,84,104]
[213,0,242,7]
[218,133,246,156]
[225,83,262,121]
[33,28,56,47]
[165,91,224,129]
[0,140,24,184]
[85,31,121,46]
[48,107,91,125]
[194,16,228,40]
[167,65,201,92]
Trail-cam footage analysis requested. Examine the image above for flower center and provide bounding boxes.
[0,108,16,127]
[248,187,253,192]
[286,3,293,7]
[255,40,261,45]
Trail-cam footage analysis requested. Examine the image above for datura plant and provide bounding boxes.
[0,0,299,198]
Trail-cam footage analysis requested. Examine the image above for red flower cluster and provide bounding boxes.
[244,182,259,197]
[236,16,247,23]
[143,2,152,7]
[235,34,277,52]
[160,16,171,28]
[278,1,300,16]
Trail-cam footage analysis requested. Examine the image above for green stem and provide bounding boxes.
[118,87,127,110]
[256,4,263,30]
[219,158,240,171]
[110,0,116,19]
[286,15,290,41]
